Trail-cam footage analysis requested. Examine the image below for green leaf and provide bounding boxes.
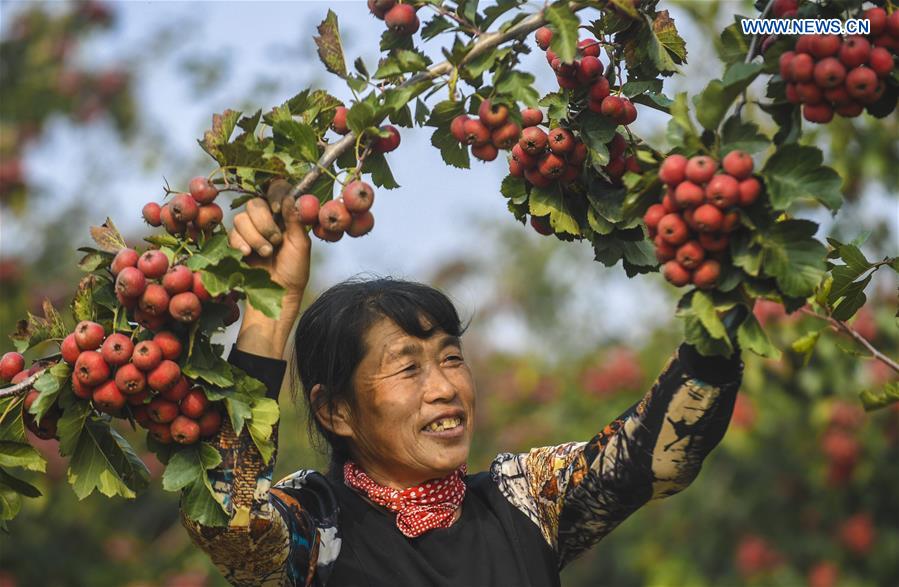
[0,398,46,472]
[361,152,400,190]
[716,20,750,65]
[225,395,253,437]
[494,71,539,107]
[185,234,242,271]
[421,15,454,41]
[791,330,820,355]
[430,127,470,169]
[89,218,127,253]
[694,76,752,132]
[761,145,843,211]
[247,398,279,465]
[621,80,663,97]
[666,93,701,152]
[649,10,687,72]
[183,337,234,388]
[181,477,229,527]
[859,381,899,412]
[546,2,579,63]
[29,363,71,423]
[374,49,431,79]
[760,220,827,298]
[0,468,41,498]
[347,102,376,136]
[162,443,222,492]
[720,116,769,155]
[198,257,283,319]
[676,292,734,357]
[538,92,569,122]
[200,109,241,163]
[314,10,347,78]
[500,175,528,205]
[529,186,580,236]
[722,62,763,87]
[271,119,320,163]
[414,99,430,126]
[67,417,150,499]
[737,312,781,359]
[57,399,90,456]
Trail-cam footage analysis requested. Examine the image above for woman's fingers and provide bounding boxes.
[232,210,273,257]
[227,226,252,257]
[246,198,283,246]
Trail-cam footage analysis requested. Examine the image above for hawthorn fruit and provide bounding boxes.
[169,291,202,323]
[74,321,105,351]
[384,3,419,35]
[75,350,110,386]
[115,363,146,396]
[0,352,25,381]
[188,176,218,205]
[319,199,353,232]
[342,181,375,214]
[171,415,201,445]
[132,340,163,371]
[110,248,139,276]
[137,250,169,279]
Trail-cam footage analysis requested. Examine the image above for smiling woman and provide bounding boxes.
[180,192,744,586]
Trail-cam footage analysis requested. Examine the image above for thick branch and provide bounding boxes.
[800,308,899,375]
[0,367,49,399]
[288,2,588,198]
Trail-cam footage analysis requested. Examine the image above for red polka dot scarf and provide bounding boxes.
[343,460,467,538]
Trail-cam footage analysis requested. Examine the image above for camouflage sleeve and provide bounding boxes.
[180,347,316,587]
[491,343,743,569]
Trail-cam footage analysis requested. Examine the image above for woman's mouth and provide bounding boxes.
[421,417,464,438]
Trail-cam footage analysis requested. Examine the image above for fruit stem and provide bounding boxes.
[745,0,775,64]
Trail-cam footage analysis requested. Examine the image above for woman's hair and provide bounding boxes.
[292,276,466,470]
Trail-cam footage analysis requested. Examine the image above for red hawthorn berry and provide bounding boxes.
[132,340,163,372]
[835,101,864,118]
[0,352,25,381]
[796,81,823,104]
[839,36,871,69]
[160,376,190,402]
[608,134,626,160]
[813,57,846,89]
[74,350,110,386]
[147,360,181,393]
[520,108,543,127]
[803,102,834,124]
[578,38,601,57]
[868,47,895,77]
[115,363,146,396]
[547,127,574,154]
[838,513,875,555]
[568,142,587,166]
[705,174,740,209]
[192,272,211,302]
[845,66,878,100]
[790,53,815,82]
[599,96,624,119]
[162,265,193,295]
[662,261,691,287]
[367,0,395,19]
[110,248,139,277]
[471,143,499,162]
[169,193,199,223]
[71,375,93,400]
[347,211,375,238]
[698,232,729,253]
[478,99,509,128]
[341,180,375,214]
[810,34,841,59]
[676,241,705,270]
[722,150,754,180]
[674,181,705,209]
[142,202,162,227]
[721,210,741,233]
[657,213,689,246]
[331,105,350,134]
[296,194,321,225]
[865,7,887,37]
[384,3,419,36]
[374,125,401,154]
[779,51,795,80]
[576,56,603,84]
[188,177,218,205]
[171,415,201,445]
[692,259,721,289]
[659,154,688,186]
[519,127,548,155]
[771,0,797,18]
[524,168,552,188]
[684,155,718,184]
[60,334,81,365]
[462,119,490,146]
[137,250,169,279]
[617,99,637,125]
[693,204,724,232]
[538,153,565,178]
[450,115,470,143]
[535,27,553,51]
[737,177,762,206]
[74,320,105,351]
[589,77,611,102]
[180,388,210,419]
[511,144,537,168]
[312,224,344,243]
[643,204,668,231]
[198,409,223,438]
[319,199,352,232]
[101,333,134,367]
[530,215,553,236]
[93,380,126,414]
[654,236,676,263]
[508,159,524,177]
[490,121,521,150]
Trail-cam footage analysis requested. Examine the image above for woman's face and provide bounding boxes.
[343,317,476,489]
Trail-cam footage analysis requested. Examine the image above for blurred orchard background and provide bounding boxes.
[0,1,897,586]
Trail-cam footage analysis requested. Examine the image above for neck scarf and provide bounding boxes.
[343,460,467,538]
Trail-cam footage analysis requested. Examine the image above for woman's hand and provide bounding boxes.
[228,191,311,359]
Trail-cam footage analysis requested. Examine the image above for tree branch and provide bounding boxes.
[0,367,49,399]
[800,307,899,375]
[288,2,588,198]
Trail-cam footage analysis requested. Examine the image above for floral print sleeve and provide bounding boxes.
[180,347,326,587]
[490,342,743,569]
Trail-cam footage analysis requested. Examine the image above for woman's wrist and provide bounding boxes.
[235,290,304,359]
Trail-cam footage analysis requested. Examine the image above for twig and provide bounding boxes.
[800,307,899,375]
[745,0,775,64]
[287,2,588,199]
[0,367,49,399]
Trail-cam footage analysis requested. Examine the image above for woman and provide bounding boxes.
[183,195,743,586]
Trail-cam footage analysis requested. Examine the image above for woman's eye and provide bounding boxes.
[445,354,464,363]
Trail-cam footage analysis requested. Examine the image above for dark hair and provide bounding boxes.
[292,277,467,470]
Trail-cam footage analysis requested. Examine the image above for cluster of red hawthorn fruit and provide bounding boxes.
[292,180,376,242]
[110,246,239,330]
[1,324,222,445]
[535,27,639,126]
[141,176,224,240]
[644,151,762,289]
[777,6,899,122]
[448,99,523,163]
[367,0,420,36]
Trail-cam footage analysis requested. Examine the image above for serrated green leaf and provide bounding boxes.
[186,234,242,272]
[78,250,108,272]
[67,418,150,499]
[760,220,827,298]
[0,397,46,472]
[538,92,569,122]
[0,468,41,498]
[272,119,320,163]
[621,80,663,97]
[89,218,127,253]
[650,10,687,70]
[546,2,579,63]
[314,10,347,78]
[500,175,528,204]
[430,127,470,169]
[693,80,746,132]
[494,71,539,107]
[29,363,70,423]
[347,102,376,136]
[421,14,454,41]
[716,20,750,65]
[247,398,279,465]
[859,382,899,412]
[57,399,90,456]
[183,337,235,388]
[362,152,400,190]
[720,116,769,155]
[181,477,229,527]
[162,443,222,492]
[374,49,431,79]
[225,395,253,437]
[530,186,580,236]
[737,312,781,359]
[761,145,843,211]
[200,109,241,163]
[666,93,701,152]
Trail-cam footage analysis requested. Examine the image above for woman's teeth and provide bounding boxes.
[424,417,461,432]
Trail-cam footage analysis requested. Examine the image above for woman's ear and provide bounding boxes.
[310,384,354,439]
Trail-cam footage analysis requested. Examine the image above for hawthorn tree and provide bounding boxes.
[1,0,897,539]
